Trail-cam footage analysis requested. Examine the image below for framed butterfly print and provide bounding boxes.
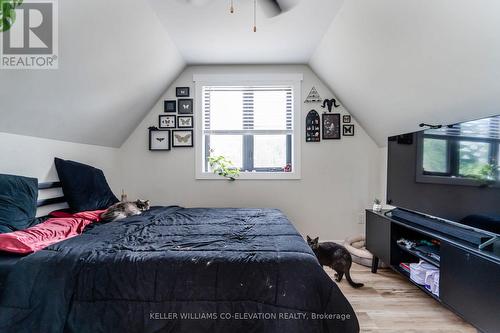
[159,115,176,129]
[149,129,171,151]
[343,124,355,136]
[176,87,190,97]
[178,99,193,114]
[177,116,193,128]
[172,130,193,147]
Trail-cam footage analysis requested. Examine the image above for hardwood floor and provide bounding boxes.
[327,263,477,333]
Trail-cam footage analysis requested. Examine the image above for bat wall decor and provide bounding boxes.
[149,128,171,151]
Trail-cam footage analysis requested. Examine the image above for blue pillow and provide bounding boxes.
[0,174,38,234]
[54,158,118,212]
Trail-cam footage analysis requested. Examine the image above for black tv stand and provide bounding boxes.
[366,209,500,333]
[390,208,492,246]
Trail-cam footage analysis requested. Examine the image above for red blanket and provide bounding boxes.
[0,210,104,254]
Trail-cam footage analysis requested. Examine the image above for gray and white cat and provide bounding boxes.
[100,200,151,222]
[307,236,364,288]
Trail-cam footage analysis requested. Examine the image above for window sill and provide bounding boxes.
[196,172,301,180]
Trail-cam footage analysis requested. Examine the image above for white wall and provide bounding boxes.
[120,65,381,240]
[0,132,121,211]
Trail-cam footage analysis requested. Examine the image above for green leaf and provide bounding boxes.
[208,154,240,180]
[0,0,23,32]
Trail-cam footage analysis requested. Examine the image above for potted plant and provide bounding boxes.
[208,152,240,181]
[372,198,382,212]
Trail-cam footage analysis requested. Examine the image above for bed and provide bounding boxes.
[0,179,359,333]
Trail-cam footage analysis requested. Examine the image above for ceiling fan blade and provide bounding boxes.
[278,0,300,12]
[260,0,282,18]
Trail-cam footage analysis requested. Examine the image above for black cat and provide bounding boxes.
[307,236,364,288]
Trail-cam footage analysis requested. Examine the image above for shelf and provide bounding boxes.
[396,243,440,267]
[392,266,441,303]
[369,209,500,263]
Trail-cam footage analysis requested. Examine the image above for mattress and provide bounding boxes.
[0,206,359,333]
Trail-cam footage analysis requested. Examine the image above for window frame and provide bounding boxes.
[194,73,303,180]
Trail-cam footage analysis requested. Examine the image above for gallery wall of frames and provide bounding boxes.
[149,87,194,151]
[304,86,355,142]
[150,85,356,150]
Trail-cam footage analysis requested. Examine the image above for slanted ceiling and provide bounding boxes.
[1,0,499,148]
[310,0,500,146]
[0,0,185,147]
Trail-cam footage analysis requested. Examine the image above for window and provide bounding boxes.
[194,74,302,179]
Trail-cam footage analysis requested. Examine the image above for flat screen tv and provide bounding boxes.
[387,114,500,235]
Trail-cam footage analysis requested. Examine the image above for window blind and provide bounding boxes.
[202,86,293,135]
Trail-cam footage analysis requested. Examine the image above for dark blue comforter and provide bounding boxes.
[0,206,359,333]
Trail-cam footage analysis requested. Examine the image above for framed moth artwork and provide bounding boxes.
[177,116,193,128]
[178,99,193,114]
[164,100,176,113]
[172,130,193,147]
[176,87,190,97]
[322,113,341,140]
[149,129,171,151]
[343,124,355,136]
[159,115,176,129]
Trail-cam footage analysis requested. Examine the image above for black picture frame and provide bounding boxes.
[177,115,193,128]
[305,110,321,142]
[149,129,171,151]
[172,130,193,148]
[343,115,351,123]
[176,87,190,97]
[159,115,176,129]
[343,124,355,136]
[322,113,341,140]
[178,98,193,114]
[164,100,176,113]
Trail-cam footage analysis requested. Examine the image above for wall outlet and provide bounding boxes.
[357,213,366,225]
